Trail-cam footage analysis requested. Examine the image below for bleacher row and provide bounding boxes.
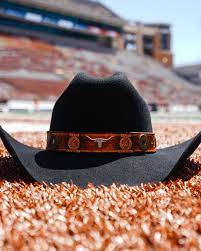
[0,34,200,108]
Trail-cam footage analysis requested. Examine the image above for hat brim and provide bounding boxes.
[0,126,200,187]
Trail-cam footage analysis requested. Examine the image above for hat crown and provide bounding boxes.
[50,72,152,132]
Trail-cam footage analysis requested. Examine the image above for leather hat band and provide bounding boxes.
[47,132,157,153]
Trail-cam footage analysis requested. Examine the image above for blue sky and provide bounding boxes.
[101,0,201,66]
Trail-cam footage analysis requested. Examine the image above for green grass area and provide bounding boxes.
[151,112,201,122]
[0,111,201,123]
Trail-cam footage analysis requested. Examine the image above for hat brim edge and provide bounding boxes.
[0,125,200,187]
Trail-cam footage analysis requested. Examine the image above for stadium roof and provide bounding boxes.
[6,0,125,27]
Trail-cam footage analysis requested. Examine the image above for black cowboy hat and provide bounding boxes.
[0,72,200,187]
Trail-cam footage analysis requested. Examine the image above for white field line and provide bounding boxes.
[1,122,49,132]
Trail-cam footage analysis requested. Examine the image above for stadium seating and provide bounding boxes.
[0,34,200,107]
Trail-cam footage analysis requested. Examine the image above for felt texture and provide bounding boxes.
[50,72,152,132]
[0,72,200,186]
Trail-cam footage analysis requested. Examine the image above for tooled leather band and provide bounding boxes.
[47,132,157,153]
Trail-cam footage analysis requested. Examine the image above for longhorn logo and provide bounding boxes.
[86,135,113,148]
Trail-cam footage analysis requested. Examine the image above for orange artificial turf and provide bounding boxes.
[0,123,200,250]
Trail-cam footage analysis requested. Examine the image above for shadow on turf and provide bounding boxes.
[167,158,201,182]
[0,156,200,184]
[0,156,34,183]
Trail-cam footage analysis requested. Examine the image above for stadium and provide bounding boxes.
[0,1,200,250]
[1,0,200,113]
